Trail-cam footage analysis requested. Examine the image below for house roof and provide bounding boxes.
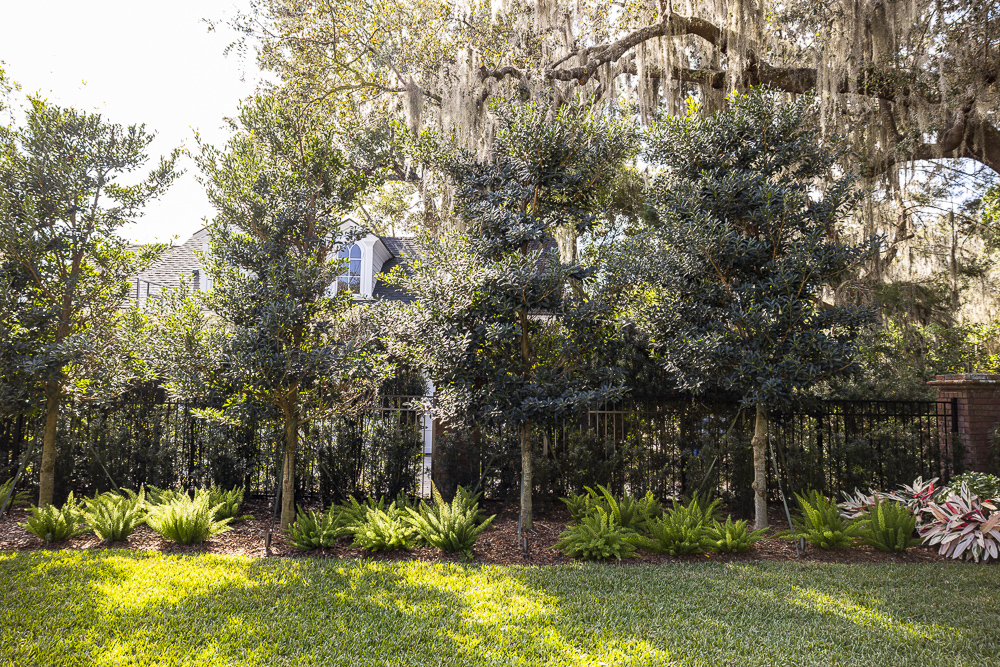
[135,231,206,294]
[372,237,418,303]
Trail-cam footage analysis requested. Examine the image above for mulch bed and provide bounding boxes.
[0,499,959,565]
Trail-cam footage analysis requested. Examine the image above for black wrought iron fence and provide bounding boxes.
[1,392,429,505]
[437,398,958,513]
[2,389,957,512]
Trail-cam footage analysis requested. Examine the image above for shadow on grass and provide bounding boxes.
[1,552,998,667]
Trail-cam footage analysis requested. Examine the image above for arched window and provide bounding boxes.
[337,243,362,294]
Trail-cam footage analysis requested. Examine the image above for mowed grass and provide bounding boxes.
[1,551,997,667]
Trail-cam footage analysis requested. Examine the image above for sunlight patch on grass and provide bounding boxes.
[789,586,952,641]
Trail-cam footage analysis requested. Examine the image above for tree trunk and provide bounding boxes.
[280,400,298,529]
[519,421,533,533]
[751,404,769,530]
[38,385,61,507]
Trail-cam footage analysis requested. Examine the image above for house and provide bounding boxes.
[130,224,417,306]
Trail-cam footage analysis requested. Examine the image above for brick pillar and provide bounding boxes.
[927,374,1000,473]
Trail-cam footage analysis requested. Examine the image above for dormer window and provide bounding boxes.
[337,243,362,294]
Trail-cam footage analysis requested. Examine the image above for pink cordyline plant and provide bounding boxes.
[918,483,1000,563]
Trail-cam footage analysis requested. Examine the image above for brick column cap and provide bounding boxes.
[927,373,1000,388]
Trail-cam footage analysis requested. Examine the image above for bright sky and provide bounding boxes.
[2,0,261,245]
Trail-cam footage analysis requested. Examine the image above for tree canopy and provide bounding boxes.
[0,94,179,505]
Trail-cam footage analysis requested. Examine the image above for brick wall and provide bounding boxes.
[927,374,1000,473]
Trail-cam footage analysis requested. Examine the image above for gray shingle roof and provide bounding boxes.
[131,232,205,299]
[372,237,417,303]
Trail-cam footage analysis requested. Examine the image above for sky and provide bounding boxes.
[2,0,262,245]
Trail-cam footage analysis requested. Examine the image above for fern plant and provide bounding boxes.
[145,492,233,544]
[858,500,920,553]
[82,489,147,542]
[786,490,863,550]
[1,477,29,513]
[286,505,352,550]
[207,483,252,521]
[144,485,187,506]
[21,493,87,544]
[560,490,598,522]
[704,516,768,554]
[350,503,415,551]
[636,495,720,555]
[554,506,638,560]
[405,484,495,558]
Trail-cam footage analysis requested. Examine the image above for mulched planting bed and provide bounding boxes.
[0,498,959,565]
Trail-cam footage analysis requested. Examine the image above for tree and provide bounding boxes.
[0,95,178,506]
[622,90,878,529]
[196,95,390,528]
[233,0,1000,176]
[388,104,633,533]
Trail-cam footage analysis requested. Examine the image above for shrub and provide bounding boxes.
[207,483,252,521]
[405,485,495,558]
[561,486,660,531]
[785,490,863,550]
[285,505,352,550]
[884,476,940,518]
[560,490,598,522]
[553,506,638,560]
[21,493,87,544]
[635,495,720,556]
[858,500,920,553]
[839,488,879,520]
[145,492,233,544]
[82,489,147,542]
[349,503,415,551]
[145,485,187,506]
[937,472,1000,503]
[919,483,1000,562]
[704,516,768,554]
[0,477,29,513]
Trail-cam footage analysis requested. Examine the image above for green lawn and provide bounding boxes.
[1,551,997,666]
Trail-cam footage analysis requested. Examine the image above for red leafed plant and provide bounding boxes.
[918,483,1000,563]
[840,476,939,522]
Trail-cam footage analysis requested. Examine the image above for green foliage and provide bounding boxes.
[553,506,639,560]
[560,486,661,531]
[624,89,876,408]
[405,485,495,557]
[145,485,187,506]
[144,492,233,544]
[195,93,391,528]
[0,95,179,505]
[938,472,1000,502]
[81,489,147,542]
[858,501,920,553]
[560,490,598,522]
[704,516,768,554]
[391,103,634,532]
[0,476,29,512]
[285,505,353,550]
[349,502,415,551]
[787,490,863,550]
[20,493,87,544]
[207,483,251,521]
[635,495,720,556]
